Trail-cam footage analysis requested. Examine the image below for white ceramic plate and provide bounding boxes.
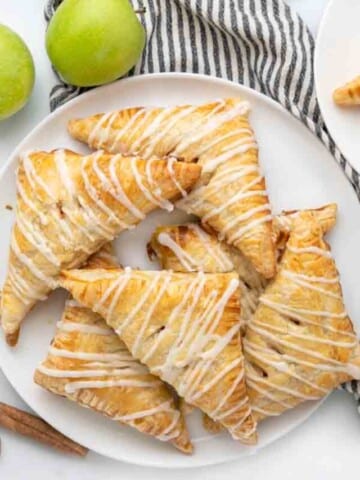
[0,73,360,468]
[315,0,360,171]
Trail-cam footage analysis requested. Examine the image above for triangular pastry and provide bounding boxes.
[333,76,360,106]
[59,268,258,444]
[68,98,276,279]
[1,149,200,346]
[148,204,338,433]
[34,246,192,453]
[243,210,360,421]
[148,223,266,330]
[148,204,338,329]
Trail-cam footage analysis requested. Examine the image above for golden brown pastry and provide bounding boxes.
[148,203,338,433]
[68,98,276,279]
[59,268,258,445]
[273,203,337,255]
[1,149,200,346]
[148,223,266,330]
[333,76,360,106]
[148,204,337,329]
[34,246,192,453]
[243,210,360,421]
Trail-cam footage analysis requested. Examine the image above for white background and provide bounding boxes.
[2,1,360,479]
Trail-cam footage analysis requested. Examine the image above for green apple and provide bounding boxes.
[0,24,35,120]
[46,0,145,87]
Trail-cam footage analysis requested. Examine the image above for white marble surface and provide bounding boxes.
[4,1,360,479]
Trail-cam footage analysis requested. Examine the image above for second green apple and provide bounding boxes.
[46,0,145,87]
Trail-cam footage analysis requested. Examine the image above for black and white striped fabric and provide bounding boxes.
[44,0,360,407]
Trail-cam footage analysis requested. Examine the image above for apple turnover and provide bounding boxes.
[35,246,192,453]
[243,210,360,421]
[59,268,258,444]
[333,76,360,106]
[148,203,338,329]
[1,149,200,346]
[68,98,276,279]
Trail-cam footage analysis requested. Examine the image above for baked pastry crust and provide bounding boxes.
[333,76,360,106]
[1,149,200,345]
[34,246,192,453]
[148,223,266,331]
[148,204,338,330]
[243,210,360,421]
[68,98,276,279]
[148,203,339,432]
[59,268,258,445]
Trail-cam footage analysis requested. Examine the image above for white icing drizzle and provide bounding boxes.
[116,271,162,337]
[210,370,247,418]
[54,149,75,198]
[203,139,257,174]
[145,157,174,211]
[110,108,148,152]
[108,154,145,220]
[167,158,187,197]
[155,226,233,273]
[37,364,140,379]
[195,128,253,157]
[39,310,183,442]
[56,320,114,336]
[245,242,360,416]
[188,224,233,271]
[64,379,160,394]
[173,101,249,156]
[142,106,198,158]
[88,111,115,147]
[130,157,168,209]
[22,152,56,201]
[94,266,132,316]
[65,299,82,308]
[48,346,133,362]
[76,193,114,240]
[8,266,46,301]
[157,232,198,271]
[91,269,247,433]
[132,272,172,355]
[287,246,332,258]
[228,215,273,243]
[11,236,57,288]
[178,160,271,246]
[16,179,48,225]
[282,270,341,300]
[16,211,60,267]
[114,400,173,422]
[131,108,175,152]
[81,155,123,231]
[89,153,139,225]
[155,410,181,441]
[243,340,329,394]
[260,297,347,319]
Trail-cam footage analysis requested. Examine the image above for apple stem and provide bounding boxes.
[135,7,147,14]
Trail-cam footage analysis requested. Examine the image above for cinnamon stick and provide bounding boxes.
[0,402,88,456]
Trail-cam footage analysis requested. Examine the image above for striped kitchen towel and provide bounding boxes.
[44,0,360,406]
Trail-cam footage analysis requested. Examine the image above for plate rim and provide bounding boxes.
[314,0,359,172]
[0,71,349,468]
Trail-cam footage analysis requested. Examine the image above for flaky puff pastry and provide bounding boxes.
[59,268,258,445]
[149,204,338,330]
[1,149,200,346]
[244,210,360,421]
[68,98,276,279]
[148,203,337,432]
[34,246,192,454]
[148,223,266,331]
[333,76,360,106]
